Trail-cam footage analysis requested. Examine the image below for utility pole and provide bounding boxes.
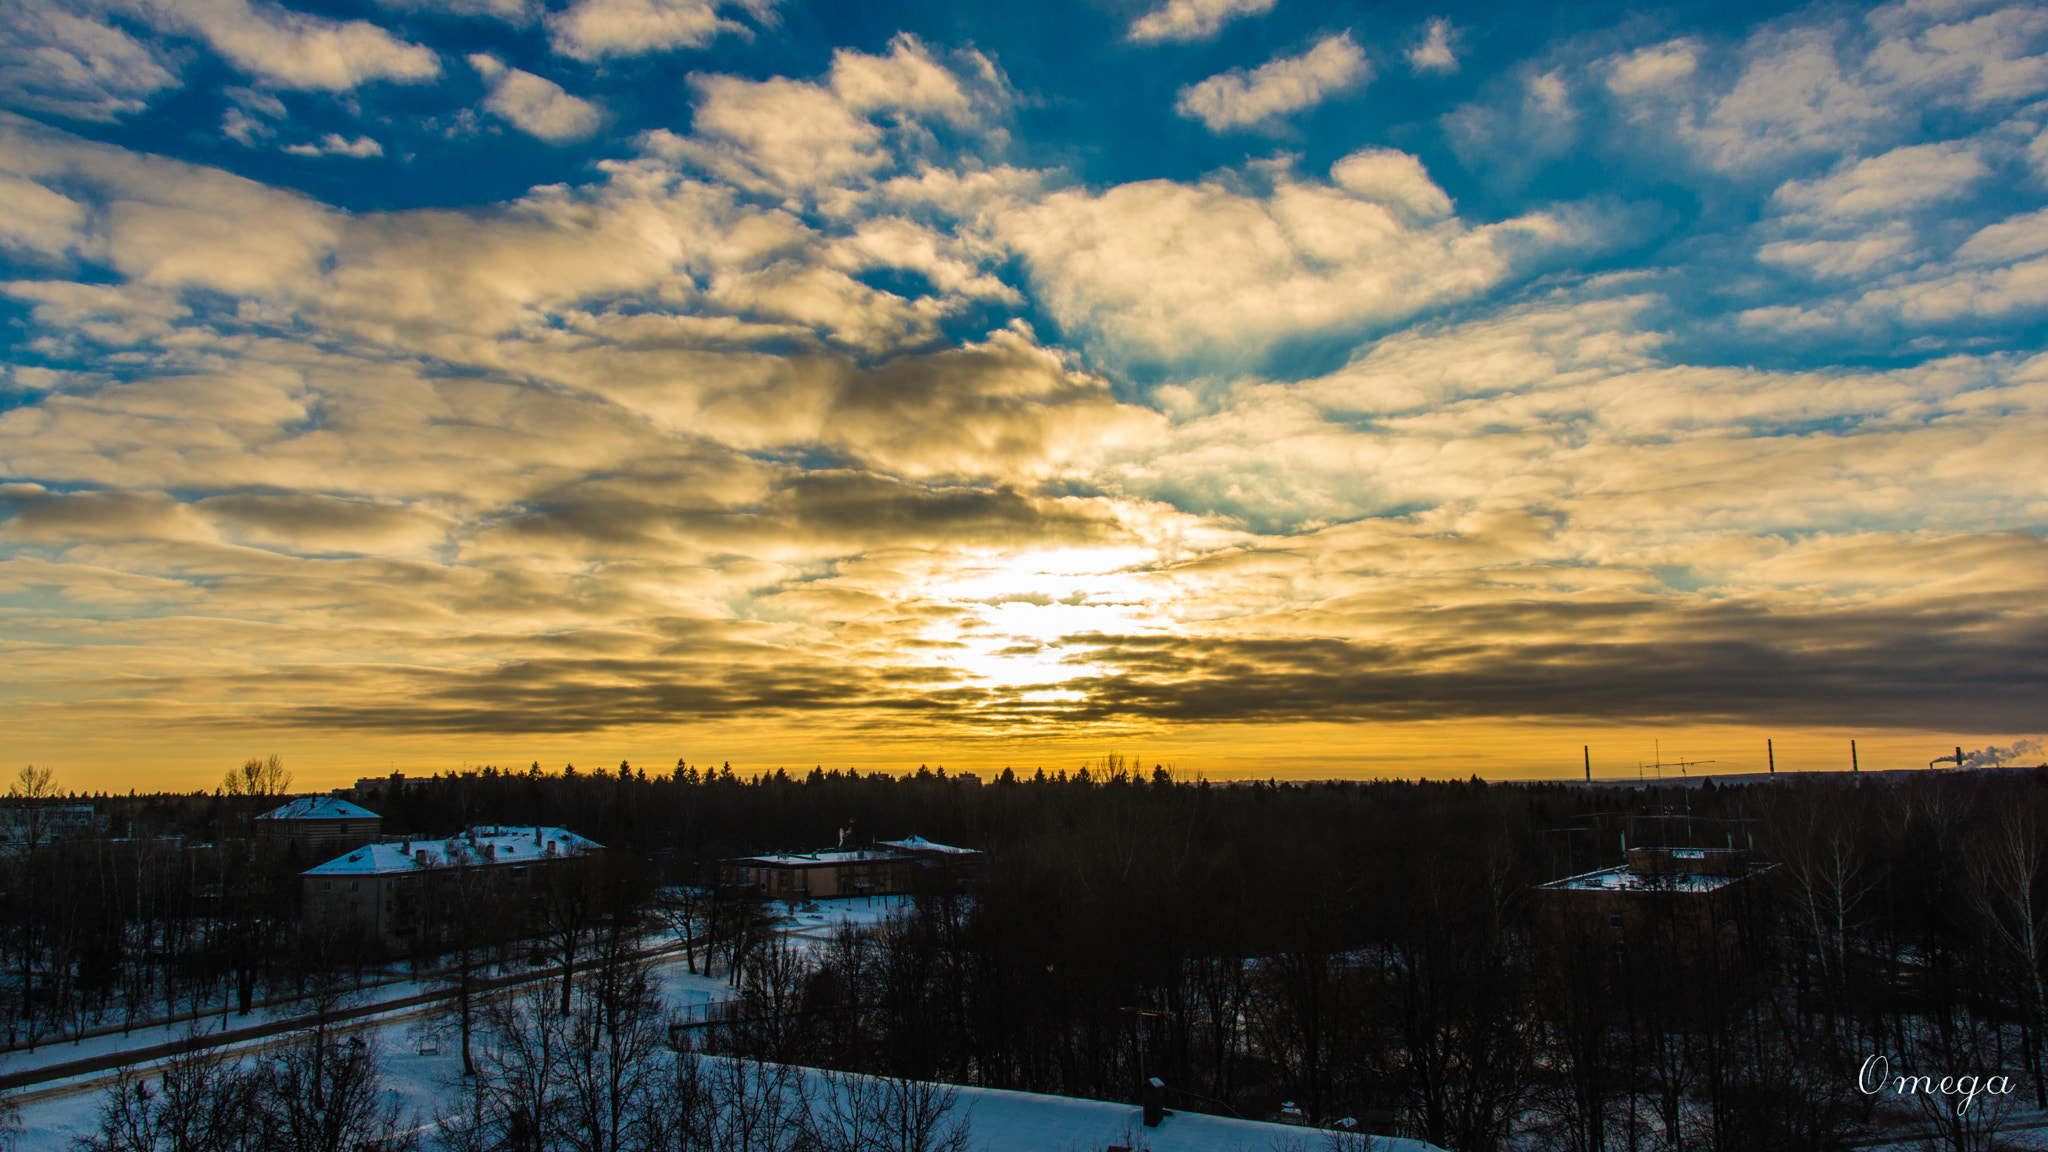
[1584,745,1591,783]
[1768,739,1775,775]
[1851,740,1859,773]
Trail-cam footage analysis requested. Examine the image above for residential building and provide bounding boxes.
[0,805,105,844]
[345,772,424,804]
[722,837,981,901]
[300,825,601,950]
[1530,846,1775,978]
[257,797,383,855]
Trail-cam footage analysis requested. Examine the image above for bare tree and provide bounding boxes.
[652,885,711,975]
[221,755,290,799]
[802,1068,974,1152]
[433,981,571,1152]
[1966,800,2048,1107]
[537,857,600,1014]
[426,856,511,1078]
[265,1031,420,1152]
[75,1039,265,1152]
[559,952,668,1152]
[677,1055,808,1152]
[0,1089,19,1152]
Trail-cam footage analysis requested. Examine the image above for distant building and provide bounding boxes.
[257,797,383,855]
[0,805,105,844]
[1531,846,1775,978]
[300,824,601,950]
[722,837,981,901]
[345,772,423,804]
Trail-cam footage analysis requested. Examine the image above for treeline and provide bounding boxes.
[9,761,2048,1150]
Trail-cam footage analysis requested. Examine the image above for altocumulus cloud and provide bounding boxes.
[471,54,602,143]
[1126,0,1273,46]
[1176,33,1369,132]
[0,0,2044,764]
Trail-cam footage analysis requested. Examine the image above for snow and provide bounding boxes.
[302,826,599,875]
[875,836,979,856]
[3,896,1445,1152]
[935,1081,1444,1152]
[737,849,903,867]
[1538,867,1742,893]
[257,797,381,821]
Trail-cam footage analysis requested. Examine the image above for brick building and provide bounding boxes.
[257,797,383,856]
[1531,846,1775,977]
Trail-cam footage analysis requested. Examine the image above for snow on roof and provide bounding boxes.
[302,826,600,876]
[737,849,902,867]
[1539,866,1743,893]
[876,835,979,855]
[259,796,381,821]
[793,1069,1449,1152]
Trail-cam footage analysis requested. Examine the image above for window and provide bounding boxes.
[349,880,359,892]
[321,881,332,892]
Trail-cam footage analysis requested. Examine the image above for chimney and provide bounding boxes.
[1143,1077,1165,1128]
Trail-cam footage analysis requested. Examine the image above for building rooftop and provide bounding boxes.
[1538,867,1745,893]
[877,835,979,855]
[260,797,381,821]
[735,848,905,867]
[730,837,979,867]
[303,825,599,876]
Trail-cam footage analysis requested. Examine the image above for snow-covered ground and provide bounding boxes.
[0,897,929,1147]
[1,897,1459,1151]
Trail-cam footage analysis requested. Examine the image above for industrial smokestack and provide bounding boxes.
[1584,745,1591,783]
[1768,739,1775,775]
[1851,740,1858,773]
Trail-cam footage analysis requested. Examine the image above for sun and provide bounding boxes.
[911,546,1170,695]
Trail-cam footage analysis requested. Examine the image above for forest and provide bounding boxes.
[4,758,2047,1152]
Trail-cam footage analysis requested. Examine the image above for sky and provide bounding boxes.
[2,0,2046,792]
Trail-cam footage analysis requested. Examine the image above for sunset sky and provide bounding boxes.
[2,0,2045,792]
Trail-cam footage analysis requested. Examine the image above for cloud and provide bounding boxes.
[545,0,767,62]
[471,55,602,144]
[1176,33,1369,132]
[282,132,383,157]
[999,153,1572,367]
[221,107,270,144]
[0,114,339,296]
[655,35,1006,200]
[7,11,2048,754]
[1442,68,1579,185]
[375,0,536,23]
[198,494,452,555]
[0,170,87,257]
[828,32,979,126]
[1771,141,1989,219]
[0,0,179,120]
[125,0,438,92]
[1605,40,1698,96]
[1597,3,2048,180]
[1126,0,1273,46]
[1328,147,1452,219]
[1406,17,1457,75]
